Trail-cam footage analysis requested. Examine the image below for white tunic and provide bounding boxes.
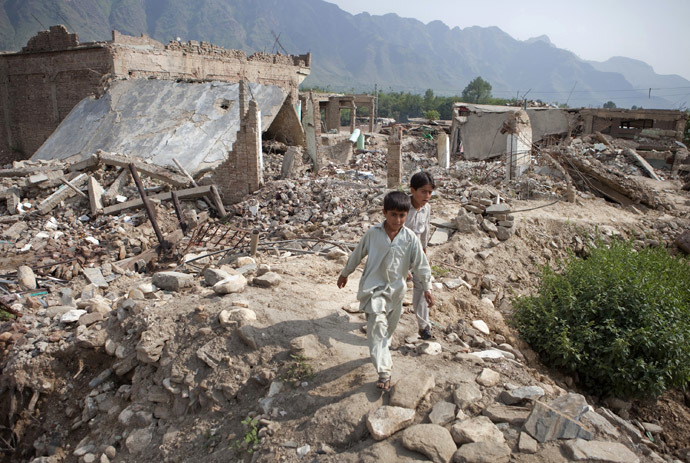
[340,222,431,314]
[405,202,431,250]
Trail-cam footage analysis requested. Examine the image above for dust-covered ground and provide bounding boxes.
[1,131,690,463]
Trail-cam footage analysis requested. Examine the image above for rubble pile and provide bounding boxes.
[0,126,689,463]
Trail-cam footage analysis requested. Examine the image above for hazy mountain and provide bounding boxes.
[0,0,684,108]
[588,57,690,107]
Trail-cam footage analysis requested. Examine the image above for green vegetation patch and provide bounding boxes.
[512,238,690,399]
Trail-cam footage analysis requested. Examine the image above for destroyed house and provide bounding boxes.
[578,108,687,141]
[0,25,311,165]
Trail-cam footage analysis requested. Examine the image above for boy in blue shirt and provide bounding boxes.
[337,191,434,391]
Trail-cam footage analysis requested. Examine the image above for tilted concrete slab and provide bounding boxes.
[32,79,288,175]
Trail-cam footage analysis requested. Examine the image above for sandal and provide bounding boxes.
[376,377,391,391]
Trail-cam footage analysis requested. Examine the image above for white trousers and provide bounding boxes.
[412,272,429,330]
[366,301,402,380]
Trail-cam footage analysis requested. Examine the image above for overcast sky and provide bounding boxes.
[328,0,690,81]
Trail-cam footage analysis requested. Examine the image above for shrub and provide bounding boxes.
[512,238,690,399]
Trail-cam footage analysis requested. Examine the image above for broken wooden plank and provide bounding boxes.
[622,148,661,181]
[87,177,104,216]
[38,173,88,213]
[103,185,213,215]
[209,185,226,217]
[129,163,169,249]
[99,152,189,187]
[103,168,130,203]
[62,177,88,198]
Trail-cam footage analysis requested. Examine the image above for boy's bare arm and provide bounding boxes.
[337,275,348,288]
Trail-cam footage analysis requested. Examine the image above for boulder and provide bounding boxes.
[453,383,482,409]
[401,424,456,463]
[450,416,505,445]
[452,441,511,463]
[366,406,415,440]
[429,400,456,426]
[390,370,435,409]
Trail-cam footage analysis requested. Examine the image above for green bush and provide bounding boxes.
[512,238,690,399]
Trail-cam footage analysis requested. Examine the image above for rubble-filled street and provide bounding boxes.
[1,124,689,463]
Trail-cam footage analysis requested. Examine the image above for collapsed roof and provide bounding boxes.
[32,79,289,175]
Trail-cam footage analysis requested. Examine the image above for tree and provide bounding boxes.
[603,101,617,109]
[423,89,435,111]
[424,109,440,121]
[461,77,492,104]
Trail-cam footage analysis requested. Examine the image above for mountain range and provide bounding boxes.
[1,0,688,109]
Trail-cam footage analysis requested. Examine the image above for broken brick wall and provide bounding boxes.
[0,44,113,164]
[212,82,263,204]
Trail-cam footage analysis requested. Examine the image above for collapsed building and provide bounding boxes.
[0,25,311,167]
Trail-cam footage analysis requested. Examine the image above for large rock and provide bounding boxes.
[213,274,247,294]
[17,265,37,290]
[453,383,482,409]
[152,271,194,291]
[366,406,415,440]
[429,401,456,426]
[452,441,511,463]
[523,400,593,443]
[499,385,544,405]
[549,393,590,420]
[218,308,256,327]
[203,268,233,286]
[125,427,153,454]
[476,368,500,387]
[310,391,383,446]
[450,416,505,445]
[253,272,282,287]
[482,404,530,425]
[401,424,456,463]
[390,370,435,409]
[562,439,639,463]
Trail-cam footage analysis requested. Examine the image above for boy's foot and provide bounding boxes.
[360,324,367,334]
[376,377,391,391]
[419,326,434,340]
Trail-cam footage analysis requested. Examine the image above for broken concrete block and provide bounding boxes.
[83,267,108,288]
[152,271,194,291]
[203,268,234,286]
[87,176,105,216]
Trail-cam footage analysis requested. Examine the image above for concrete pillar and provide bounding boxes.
[302,92,319,170]
[387,125,403,188]
[437,132,450,169]
[506,109,532,181]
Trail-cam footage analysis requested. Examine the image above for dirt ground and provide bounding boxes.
[2,138,690,462]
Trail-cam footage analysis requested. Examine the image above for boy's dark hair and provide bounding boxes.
[410,171,435,190]
[383,191,411,212]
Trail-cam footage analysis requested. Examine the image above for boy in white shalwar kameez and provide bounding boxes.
[337,191,434,391]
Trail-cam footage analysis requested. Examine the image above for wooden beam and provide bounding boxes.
[103,185,213,215]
